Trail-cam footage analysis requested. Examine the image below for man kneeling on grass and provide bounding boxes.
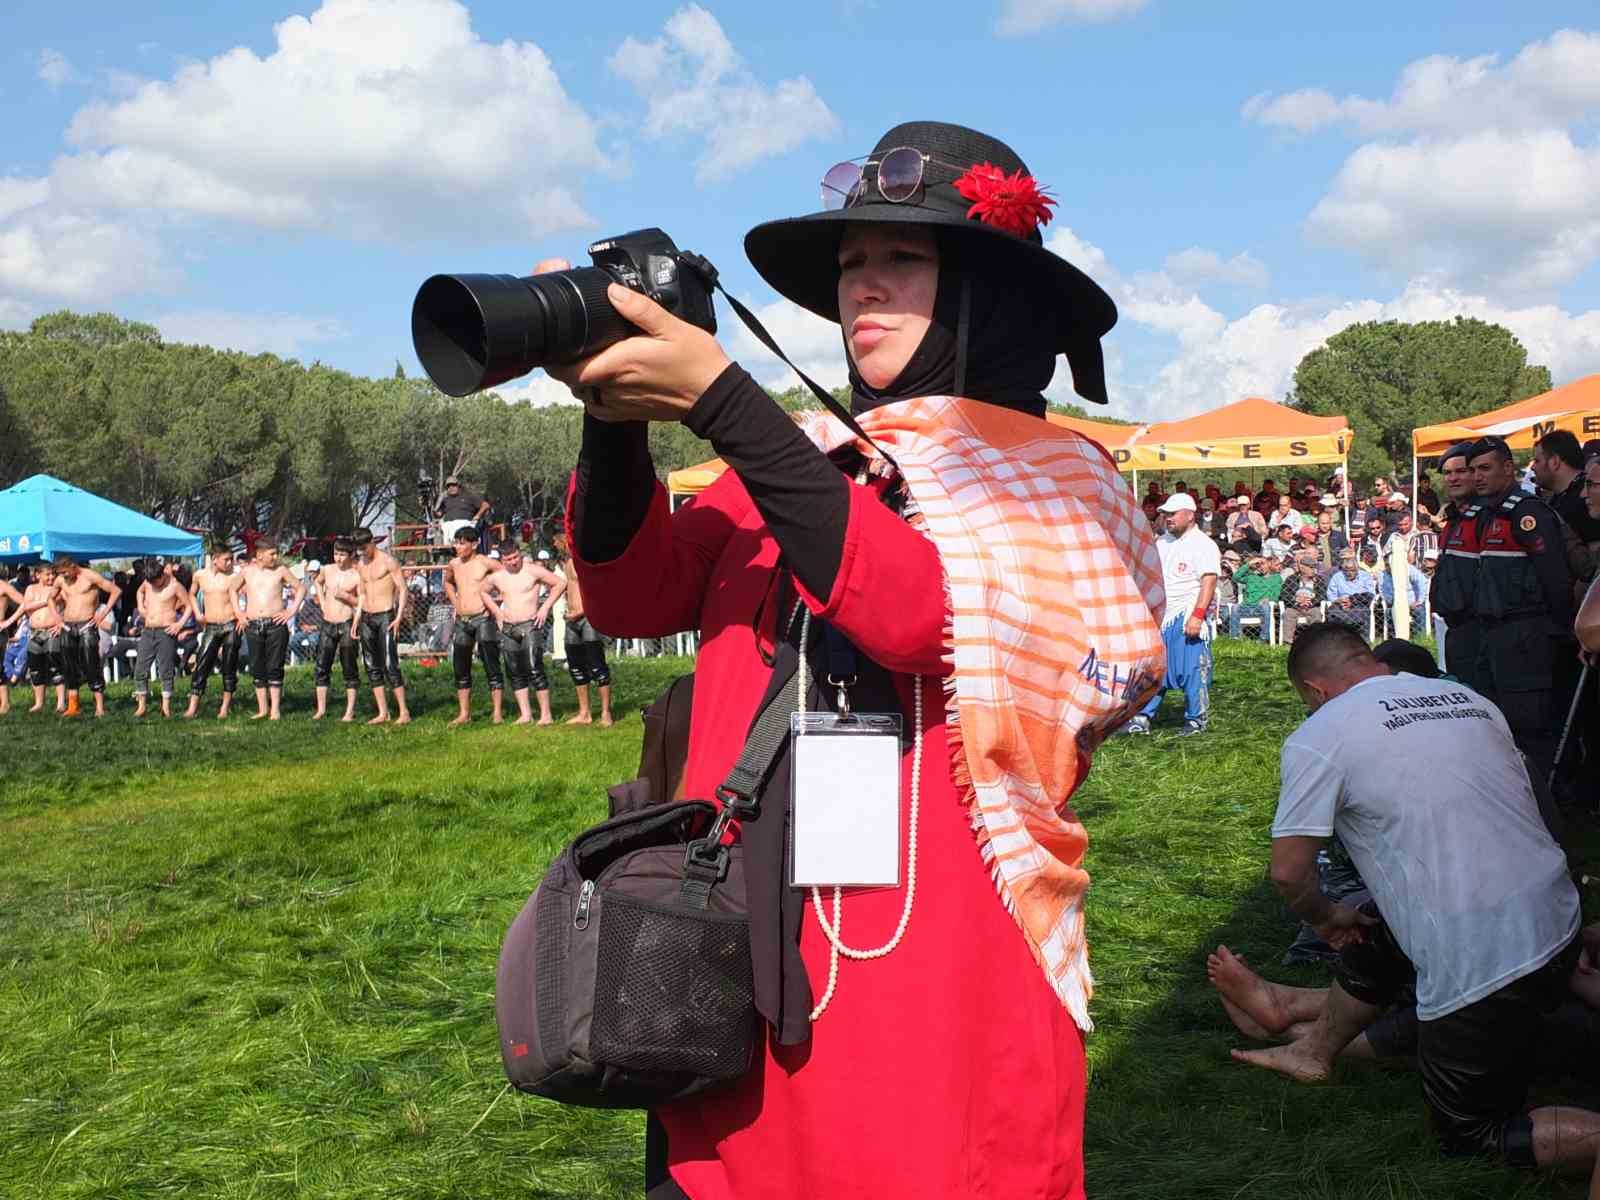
[1233,622,1600,1177]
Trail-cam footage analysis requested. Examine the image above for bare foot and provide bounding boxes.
[536,717,553,726]
[268,713,280,721]
[1207,945,1292,1037]
[1231,1041,1331,1084]
[340,713,356,723]
[448,714,470,727]
[597,715,614,728]
[393,713,411,726]
[565,713,592,726]
[216,710,229,721]
[312,711,326,721]
[251,711,270,721]
[367,713,390,725]
[29,702,44,713]
[512,715,533,725]
[491,713,504,725]
[1219,994,1278,1041]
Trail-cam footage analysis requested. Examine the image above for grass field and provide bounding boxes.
[2,643,1594,1199]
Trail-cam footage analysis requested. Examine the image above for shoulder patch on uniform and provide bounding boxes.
[1520,514,1537,532]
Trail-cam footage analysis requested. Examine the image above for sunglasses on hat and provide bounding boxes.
[821,147,971,211]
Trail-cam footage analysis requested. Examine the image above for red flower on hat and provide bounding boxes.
[953,162,1057,236]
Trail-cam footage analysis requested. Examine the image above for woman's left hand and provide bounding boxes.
[537,265,730,423]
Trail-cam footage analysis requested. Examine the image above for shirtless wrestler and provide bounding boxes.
[0,565,64,713]
[132,560,196,719]
[0,571,25,715]
[186,546,247,719]
[54,556,123,718]
[312,537,363,722]
[352,527,410,725]
[240,544,304,721]
[553,533,612,726]
[442,525,505,725]
[483,541,566,725]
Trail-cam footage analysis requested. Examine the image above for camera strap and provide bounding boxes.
[677,252,902,474]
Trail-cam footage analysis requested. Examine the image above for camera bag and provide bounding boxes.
[495,658,796,1109]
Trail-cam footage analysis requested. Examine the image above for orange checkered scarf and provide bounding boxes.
[806,397,1166,1029]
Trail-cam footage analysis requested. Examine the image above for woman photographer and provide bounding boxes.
[548,122,1164,1200]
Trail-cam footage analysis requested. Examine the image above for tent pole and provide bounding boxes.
[1411,454,1419,524]
[1132,468,1139,496]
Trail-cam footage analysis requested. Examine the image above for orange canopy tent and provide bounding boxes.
[1125,396,1353,472]
[667,457,728,498]
[1411,374,1600,459]
[1044,412,1145,470]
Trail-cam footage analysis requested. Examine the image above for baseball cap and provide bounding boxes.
[1297,525,1317,539]
[1320,495,1339,507]
[1423,548,1439,560]
[489,549,501,560]
[306,559,322,572]
[445,475,461,484]
[1386,492,1407,503]
[1157,493,1196,514]
[536,549,551,560]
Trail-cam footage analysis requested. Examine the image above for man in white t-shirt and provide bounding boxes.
[1121,491,1219,737]
[1231,623,1595,1173]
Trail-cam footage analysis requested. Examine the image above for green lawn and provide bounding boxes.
[1,645,1592,1198]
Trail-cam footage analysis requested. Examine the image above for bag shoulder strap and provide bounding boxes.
[680,605,805,907]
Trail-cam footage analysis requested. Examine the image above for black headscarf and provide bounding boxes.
[847,230,1060,419]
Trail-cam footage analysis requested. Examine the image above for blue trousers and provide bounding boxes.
[1139,617,1212,726]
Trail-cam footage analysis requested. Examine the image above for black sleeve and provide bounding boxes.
[571,416,656,564]
[683,364,850,601]
[1514,501,1574,630]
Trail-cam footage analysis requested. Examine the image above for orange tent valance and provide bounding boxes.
[1412,374,1600,459]
[1125,396,1352,470]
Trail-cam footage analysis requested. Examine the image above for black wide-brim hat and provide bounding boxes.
[744,121,1118,404]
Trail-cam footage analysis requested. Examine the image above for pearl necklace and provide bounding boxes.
[797,607,923,1021]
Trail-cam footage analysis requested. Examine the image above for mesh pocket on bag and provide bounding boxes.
[590,892,754,1078]
[533,888,569,1057]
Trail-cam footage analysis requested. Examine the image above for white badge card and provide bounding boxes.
[789,712,902,888]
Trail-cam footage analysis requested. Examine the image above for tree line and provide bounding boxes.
[0,309,1553,546]
[0,311,786,547]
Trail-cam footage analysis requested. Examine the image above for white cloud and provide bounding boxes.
[489,373,582,408]
[609,5,837,182]
[996,0,1148,36]
[1244,30,1600,295]
[51,0,606,240]
[36,49,81,88]
[722,295,849,392]
[155,310,347,358]
[1163,247,1268,289]
[0,208,175,304]
[1244,30,1600,136]
[1044,226,1600,422]
[0,177,50,223]
[1305,130,1600,292]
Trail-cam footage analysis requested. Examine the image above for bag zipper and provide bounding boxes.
[573,879,595,930]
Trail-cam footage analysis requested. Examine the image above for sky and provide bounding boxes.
[3,0,1599,420]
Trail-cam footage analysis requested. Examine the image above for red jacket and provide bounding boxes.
[570,469,1087,1200]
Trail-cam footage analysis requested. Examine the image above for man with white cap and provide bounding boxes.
[1122,491,1219,737]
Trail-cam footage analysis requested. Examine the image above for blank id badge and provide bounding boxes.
[789,712,902,888]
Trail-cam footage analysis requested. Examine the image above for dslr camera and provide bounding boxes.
[411,228,717,397]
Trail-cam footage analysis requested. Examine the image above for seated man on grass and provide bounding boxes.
[1227,622,1599,1177]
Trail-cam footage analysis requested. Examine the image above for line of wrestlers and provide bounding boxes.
[0,525,613,725]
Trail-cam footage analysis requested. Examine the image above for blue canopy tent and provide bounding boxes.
[0,474,203,563]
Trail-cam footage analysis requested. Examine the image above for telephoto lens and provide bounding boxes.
[411,268,630,398]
